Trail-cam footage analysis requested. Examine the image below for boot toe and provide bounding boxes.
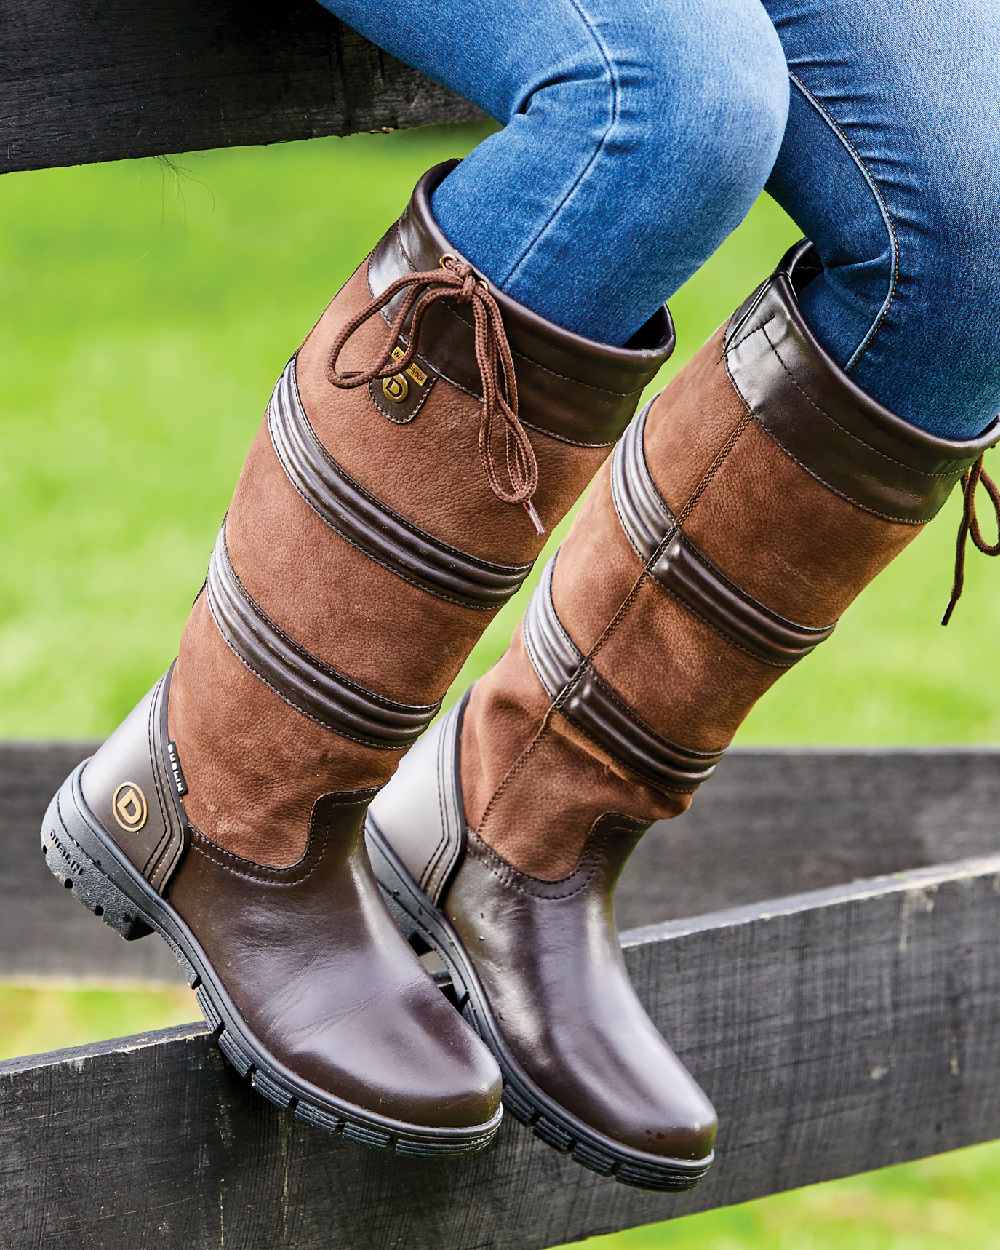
[556,1046,718,1163]
[278,973,503,1133]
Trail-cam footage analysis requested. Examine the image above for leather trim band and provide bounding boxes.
[206,530,439,749]
[268,357,531,610]
[612,406,835,667]
[523,559,721,794]
[367,161,676,448]
[726,240,1000,524]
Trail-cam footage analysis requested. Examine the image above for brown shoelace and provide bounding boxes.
[326,254,543,535]
[941,452,1000,625]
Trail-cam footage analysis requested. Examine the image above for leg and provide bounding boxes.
[319,0,789,343]
[764,0,1000,439]
[367,0,1000,1184]
[45,0,795,1161]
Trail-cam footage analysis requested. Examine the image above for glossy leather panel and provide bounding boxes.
[80,668,187,895]
[444,819,717,1161]
[366,701,467,907]
[727,241,1000,524]
[167,790,501,1129]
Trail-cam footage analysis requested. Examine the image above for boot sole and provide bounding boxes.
[40,763,503,1157]
[366,814,715,1190]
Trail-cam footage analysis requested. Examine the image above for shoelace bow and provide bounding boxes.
[327,254,543,535]
[942,452,1000,625]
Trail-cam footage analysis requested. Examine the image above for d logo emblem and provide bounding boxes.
[382,373,409,403]
[112,782,148,834]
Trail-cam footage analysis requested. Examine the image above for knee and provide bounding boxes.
[510,0,789,264]
[617,0,790,222]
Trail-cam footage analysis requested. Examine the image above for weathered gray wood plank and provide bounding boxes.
[622,746,1000,927]
[3,856,1000,1249]
[0,0,484,175]
[3,741,998,983]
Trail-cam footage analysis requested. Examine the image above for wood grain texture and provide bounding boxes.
[3,856,1000,1248]
[0,0,484,175]
[3,741,999,983]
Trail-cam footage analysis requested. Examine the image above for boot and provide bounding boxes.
[366,242,1000,1179]
[41,161,674,1153]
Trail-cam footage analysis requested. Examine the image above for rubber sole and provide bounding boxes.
[367,815,715,1190]
[41,763,502,1157]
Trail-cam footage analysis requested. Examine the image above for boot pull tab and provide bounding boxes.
[941,451,1000,625]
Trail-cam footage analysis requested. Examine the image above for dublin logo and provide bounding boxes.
[112,782,148,834]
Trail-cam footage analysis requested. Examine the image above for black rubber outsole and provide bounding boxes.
[366,815,715,1191]
[40,763,502,1157]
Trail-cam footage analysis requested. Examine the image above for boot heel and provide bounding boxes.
[40,781,154,942]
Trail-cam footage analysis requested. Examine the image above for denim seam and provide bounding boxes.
[788,71,899,372]
[500,0,621,290]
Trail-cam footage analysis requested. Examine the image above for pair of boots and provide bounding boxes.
[43,162,999,1188]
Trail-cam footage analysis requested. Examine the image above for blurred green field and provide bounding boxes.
[2,123,998,1248]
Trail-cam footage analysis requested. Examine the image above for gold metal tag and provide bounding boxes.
[382,373,409,402]
[382,346,428,402]
[112,782,148,834]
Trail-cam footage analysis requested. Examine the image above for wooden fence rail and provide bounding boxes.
[3,742,999,982]
[2,743,1000,1248]
[1,0,483,175]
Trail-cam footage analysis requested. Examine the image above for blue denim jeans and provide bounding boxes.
[317,0,1000,441]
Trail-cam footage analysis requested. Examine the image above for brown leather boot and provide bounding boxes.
[366,241,1000,1181]
[41,161,674,1154]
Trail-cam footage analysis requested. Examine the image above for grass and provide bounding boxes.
[2,123,997,1247]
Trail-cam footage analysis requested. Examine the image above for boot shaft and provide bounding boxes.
[166,161,674,867]
[463,242,1000,878]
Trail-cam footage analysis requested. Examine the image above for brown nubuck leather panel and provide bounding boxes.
[464,241,1000,879]
[165,160,674,868]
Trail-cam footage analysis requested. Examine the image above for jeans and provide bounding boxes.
[316,0,1000,441]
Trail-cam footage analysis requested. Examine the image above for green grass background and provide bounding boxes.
[2,122,998,1247]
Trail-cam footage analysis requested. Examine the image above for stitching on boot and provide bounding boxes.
[465,813,644,898]
[735,326,925,526]
[549,695,701,798]
[478,340,752,837]
[758,322,950,479]
[185,791,376,884]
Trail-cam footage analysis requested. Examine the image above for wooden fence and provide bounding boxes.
[4,744,1000,1248]
[3,4,999,1246]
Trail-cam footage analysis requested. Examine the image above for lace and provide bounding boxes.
[941,452,1000,625]
[326,254,543,535]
